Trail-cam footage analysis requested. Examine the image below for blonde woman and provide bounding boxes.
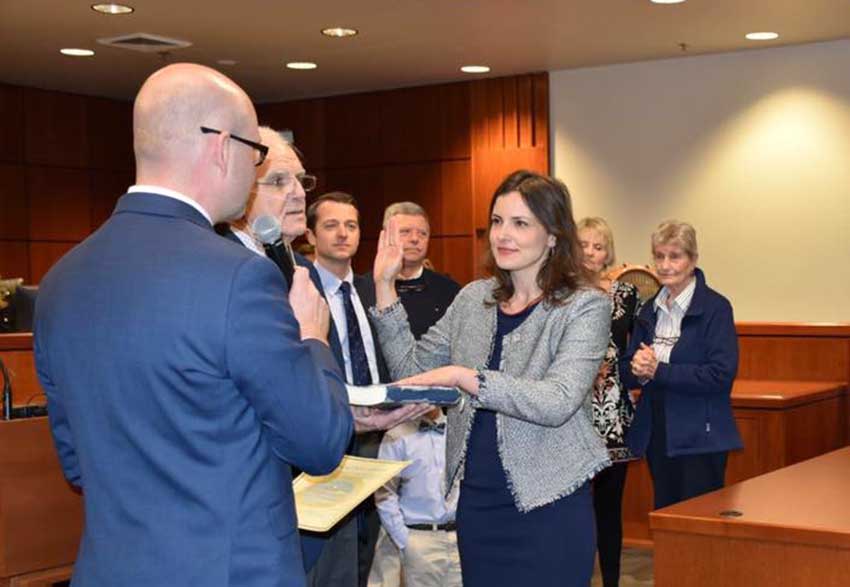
[577,217,638,587]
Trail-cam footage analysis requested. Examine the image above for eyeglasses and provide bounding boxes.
[200,126,269,167]
[256,172,317,193]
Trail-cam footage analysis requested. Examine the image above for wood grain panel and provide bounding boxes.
[0,242,30,283]
[471,147,549,231]
[86,97,133,171]
[380,86,442,163]
[23,89,88,168]
[785,394,846,465]
[0,349,42,405]
[28,242,76,284]
[382,163,443,234]
[738,337,850,381]
[0,164,28,240]
[502,79,519,150]
[430,236,474,286]
[439,159,472,236]
[737,323,850,337]
[532,73,549,148]
[517,76,534,148]
[438,83,471,159]
[27,167,91,241]
[322,167,385,239]
[324,93,382,168]
[0,85,24,163]
[256,99,327,170]
[90,169,133,230]
[0,419,83,578]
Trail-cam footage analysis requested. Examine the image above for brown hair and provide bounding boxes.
[485,170,591,306]
[651,220,698,260]
[306,191,359,231]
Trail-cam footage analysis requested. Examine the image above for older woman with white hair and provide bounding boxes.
[621,220,741,510]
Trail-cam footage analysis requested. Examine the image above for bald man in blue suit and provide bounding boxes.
[33,63,353,587]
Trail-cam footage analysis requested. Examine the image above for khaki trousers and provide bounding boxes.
[368,526,462,587]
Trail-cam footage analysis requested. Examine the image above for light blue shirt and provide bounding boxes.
[313,261,380,385]
[374,415,458,550]
[652,277,697,364]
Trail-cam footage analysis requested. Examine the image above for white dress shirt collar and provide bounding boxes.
[229,226,266,257]
[128,184,213,226]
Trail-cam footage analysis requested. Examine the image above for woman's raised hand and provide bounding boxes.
[373,216,404,309]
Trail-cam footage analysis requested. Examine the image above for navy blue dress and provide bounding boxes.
[456,303,596,587]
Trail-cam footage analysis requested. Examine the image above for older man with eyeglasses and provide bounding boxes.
[220,128,432,584]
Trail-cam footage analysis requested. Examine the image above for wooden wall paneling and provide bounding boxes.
[431,235,474,285]
[26,167,91,241]
[322,166,386,240]
[0,350,42,405]
[28,242,76,284]
[738,337,850,381]
[379,86,442,163]
[785,395,847,465]
[438,83,471,159]
[23,89,88,168]
[439,159,473,236]
[0,242,30,283]
[622,459,654,546]
[256,99,327,170]
[532,73,549,148]
[86,97,133,171]
[382,163,443,233]
[324,93,382,168]
[470,73,550,233]
[0,164,28,240]
[0,85,24,163]
[90,168,134,230]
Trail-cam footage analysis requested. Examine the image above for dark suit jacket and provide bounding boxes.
[35,193,353,587]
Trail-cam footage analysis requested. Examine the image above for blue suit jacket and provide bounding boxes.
[34,193,353,587]
[620,268,742,458]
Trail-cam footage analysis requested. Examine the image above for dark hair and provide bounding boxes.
[306,191,360,231]
[484,170,591,306]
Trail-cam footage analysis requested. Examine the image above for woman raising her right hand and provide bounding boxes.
[368,170,612,587]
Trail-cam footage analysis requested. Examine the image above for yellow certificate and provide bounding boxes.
[293,455,410,532]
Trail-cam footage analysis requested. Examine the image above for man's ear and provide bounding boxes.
[306,228,316,246]
[211,132,230,176]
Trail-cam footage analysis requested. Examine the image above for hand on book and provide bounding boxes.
[396,365,479,396]
[352,404,433,433]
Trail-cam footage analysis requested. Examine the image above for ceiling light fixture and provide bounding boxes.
[461,65,490,74]
[91,3,134,14]
[60,48,95,57]
[286,62,318,70]
[746,32,779,41]
[650,0,686,4]
[217,59,238,66]
[322,27,358,38]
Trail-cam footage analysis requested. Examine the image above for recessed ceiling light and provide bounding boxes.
[286,62,318,70]
[322,27,358,38]
[217,59,238,66]
[60,48,95,57]
[91,3,134,14]
[746,32,779,41]
[650,0,686,3]
[461,65,490,74]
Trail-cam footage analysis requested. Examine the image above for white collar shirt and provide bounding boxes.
[652,277,697,364]
[313,261,380,385]
[128,184,213,226]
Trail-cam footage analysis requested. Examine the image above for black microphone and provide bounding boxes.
[251,215,296,289]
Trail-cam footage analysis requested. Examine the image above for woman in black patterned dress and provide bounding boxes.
[578,217,638,587]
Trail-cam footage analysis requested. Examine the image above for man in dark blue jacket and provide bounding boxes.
[34,63,353,587]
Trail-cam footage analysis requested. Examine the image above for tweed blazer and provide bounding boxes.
[370,278,612,512]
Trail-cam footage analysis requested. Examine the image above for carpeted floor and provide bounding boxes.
[591,547,654,587]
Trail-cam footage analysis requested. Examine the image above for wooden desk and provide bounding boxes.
[623,379,849,546]
[651,447,850,587]
[0,418,81,586]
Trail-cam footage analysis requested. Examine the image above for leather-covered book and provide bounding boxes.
[346,384,461,408]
